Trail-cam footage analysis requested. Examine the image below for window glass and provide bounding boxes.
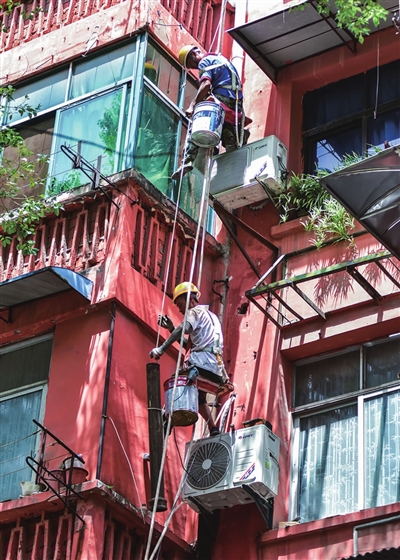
[0,336,52,502]
[294,336,400,522]
[145,43,181,105]
[303,75,363,131]
[307,126,363,173]
[299,405,358,522]
[367,107,400,154]
[0,390,43,501]
[48,88,124,194]
[184,79,198,112]
[0,337,53,393]
[1,116,54,210]
[303,60,400,174]
[5,70,69,123]
[70,43,135,99]
[135,85,178,195]
[366,60,400,107]
[365,337,400,388]
[364,390,400,508]
[295,350,360,406]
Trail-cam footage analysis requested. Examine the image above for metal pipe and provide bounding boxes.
[218,211,261,279]
[353,514,400,555]
[217,0,228,53]
[146,363,168,512]
[96,302,116,479]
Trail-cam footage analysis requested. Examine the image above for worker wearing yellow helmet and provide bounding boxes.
[150,281,227,436]
[171,45,250,180]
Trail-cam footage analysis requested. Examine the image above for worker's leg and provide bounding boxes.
[199,390,220,436]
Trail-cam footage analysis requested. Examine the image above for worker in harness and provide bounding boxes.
[171,45,250,180]
[150,282,227,436]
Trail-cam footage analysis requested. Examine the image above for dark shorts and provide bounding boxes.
[191,365,223,405]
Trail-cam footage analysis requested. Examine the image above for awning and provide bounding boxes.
[341,547,400,560]
[228,0,398,82]
[0,267,93,308]
[319,145,400,260]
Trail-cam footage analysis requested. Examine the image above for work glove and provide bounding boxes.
[150,346,164,360]
[186,366,199,384]
[158,314,174,333]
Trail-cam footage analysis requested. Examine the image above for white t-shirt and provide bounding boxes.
[183,305,224,376]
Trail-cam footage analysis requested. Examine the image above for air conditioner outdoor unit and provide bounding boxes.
[182,424,280,513]
[210,135,288,211]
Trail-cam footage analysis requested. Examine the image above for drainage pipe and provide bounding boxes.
[353,514,400,555]
[146,363,167,512]
[96,302,116,479]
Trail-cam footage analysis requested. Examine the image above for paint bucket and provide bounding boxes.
[164,375,198,426]
[191,101,225,148]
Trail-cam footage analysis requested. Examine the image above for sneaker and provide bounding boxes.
[210,427,221,437]
[171,162,193,180]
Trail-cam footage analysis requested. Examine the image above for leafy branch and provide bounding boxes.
[273,152,378,249]
[297,0,389,43]
[0,0,45,33]
[0,86,60,254]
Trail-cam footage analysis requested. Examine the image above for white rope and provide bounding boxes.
[155,124,192,348]
[197,147,213,290]
[144,147,213,560]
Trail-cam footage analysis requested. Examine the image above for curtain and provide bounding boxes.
[0,390,42,501]
[299,405,358,522]
[364,390,400,508]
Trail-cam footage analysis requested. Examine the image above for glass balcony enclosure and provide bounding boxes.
[2,34,206,224]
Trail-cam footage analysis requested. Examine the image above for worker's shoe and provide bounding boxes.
[171,162,193,180]
[210,427,221,437]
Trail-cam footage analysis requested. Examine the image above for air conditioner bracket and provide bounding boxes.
[241,485,274,530]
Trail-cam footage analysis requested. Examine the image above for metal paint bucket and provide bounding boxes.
[191,101,225,148]
[164,375,198,426]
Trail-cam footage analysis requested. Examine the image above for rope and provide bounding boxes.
[144,141,213,560]
[148,399,218,560]
[155,122,192,348]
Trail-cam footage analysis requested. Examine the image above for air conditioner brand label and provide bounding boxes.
[238,433,254,440]
[240,462,256,481]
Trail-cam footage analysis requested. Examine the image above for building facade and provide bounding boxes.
[0,1,399,559]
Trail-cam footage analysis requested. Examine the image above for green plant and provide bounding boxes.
[295,0,389,43]
[0,0,45,33]
[0,86,60,254]
[47,170,83,197]
[273,151,376,249]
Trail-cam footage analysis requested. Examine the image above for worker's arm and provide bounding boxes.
[186,79,212,118]
[149,323,189,359]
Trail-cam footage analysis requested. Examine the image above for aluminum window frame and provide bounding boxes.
[290,334,400,521]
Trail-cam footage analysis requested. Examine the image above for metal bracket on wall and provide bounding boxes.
[61,143,139,208]
[241,485,274,530]
[26,419,87,525]
[246,251,400,328]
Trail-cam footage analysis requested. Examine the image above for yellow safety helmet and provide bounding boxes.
[144,62,157,84]
[178,45,197,68]
[173,282,201,303]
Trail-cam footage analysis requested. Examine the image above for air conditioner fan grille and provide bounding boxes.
[186,440,230,490]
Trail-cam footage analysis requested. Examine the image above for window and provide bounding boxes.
[3,35,204,223]
[303,60,400,173]
[0,335,53,502]
[292,335,400,522]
